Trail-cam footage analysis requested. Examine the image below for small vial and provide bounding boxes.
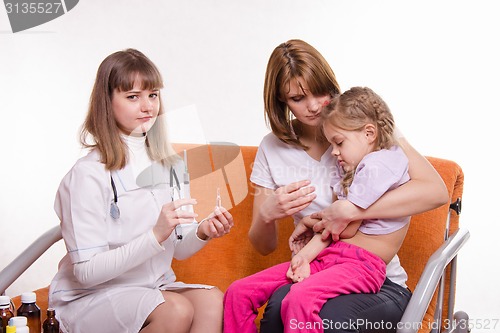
[42,308,60,333]
[216,188,221,208]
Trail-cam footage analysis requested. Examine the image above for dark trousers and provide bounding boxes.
[260,278,412,333]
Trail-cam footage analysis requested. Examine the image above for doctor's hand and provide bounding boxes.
[311,200,360,241]
[153,198,198,243]
[197,206,234,240]
[258,180,316,223]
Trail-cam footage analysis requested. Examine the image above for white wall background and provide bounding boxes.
[1,0,498,330]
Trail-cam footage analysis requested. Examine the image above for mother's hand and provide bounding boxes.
[258,180,316,223]
[311,200,360,241]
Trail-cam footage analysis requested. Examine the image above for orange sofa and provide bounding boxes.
[5,143,467,332]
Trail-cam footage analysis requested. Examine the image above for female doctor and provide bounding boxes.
[48,48,233,333]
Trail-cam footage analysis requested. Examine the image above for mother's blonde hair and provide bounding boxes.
[80,48,175,170]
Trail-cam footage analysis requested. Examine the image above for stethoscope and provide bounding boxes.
[109,166,181,221]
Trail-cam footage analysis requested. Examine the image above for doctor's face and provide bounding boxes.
[111,80,160,136]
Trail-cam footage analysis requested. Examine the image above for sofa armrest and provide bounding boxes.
[396,228,470,333]
[0,226,62,295]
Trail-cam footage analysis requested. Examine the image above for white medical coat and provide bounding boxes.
[48,149,209,332]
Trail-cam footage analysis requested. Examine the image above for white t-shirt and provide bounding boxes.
[250,132,408,287]
[250,133,338,226]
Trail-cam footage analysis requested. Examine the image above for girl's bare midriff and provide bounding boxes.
[340,223,410,264]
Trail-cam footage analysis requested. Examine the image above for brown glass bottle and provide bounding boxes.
[16,292,41,333]
[42,308,60,333]
[0,296,14,333]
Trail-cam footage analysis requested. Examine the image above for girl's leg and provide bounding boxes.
[281,244,386,333]
[141,290,194,333]
[176,288,224,333]
[223,261,291,333]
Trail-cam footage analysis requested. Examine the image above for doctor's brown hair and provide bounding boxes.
[80,48,175,170]
[263,39,341,149]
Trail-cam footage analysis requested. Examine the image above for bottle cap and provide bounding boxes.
[9,315,28,326]
[0,295,11,307]
[20,292,36,303]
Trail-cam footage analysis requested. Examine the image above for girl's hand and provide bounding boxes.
[311,200,360,241]
[153,198,198,243]
[258,180,316,223]
[287,254,311,283]
[197,206,234,240]
[300,215,322,228]
[289,221,314,255]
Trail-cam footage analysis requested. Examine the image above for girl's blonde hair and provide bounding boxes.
[263,39,341,149]
[322,86,397,194]
[80,48,176,170]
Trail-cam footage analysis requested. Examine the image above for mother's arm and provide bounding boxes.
[313,137,449,241]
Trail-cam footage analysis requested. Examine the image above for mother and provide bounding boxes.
[248,39,448,332]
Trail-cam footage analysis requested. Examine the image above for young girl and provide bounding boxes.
[223,86,411,333]
[48,49,233,333]
[245,39,448,333]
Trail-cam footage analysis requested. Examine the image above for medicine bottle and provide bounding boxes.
[0,296,14,333]
[8,316,29,333]
[5,325,15,333]
[16,292,41,333]
[42,308,59,333]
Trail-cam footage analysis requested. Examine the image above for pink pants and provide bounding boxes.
[223,241,386,333]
